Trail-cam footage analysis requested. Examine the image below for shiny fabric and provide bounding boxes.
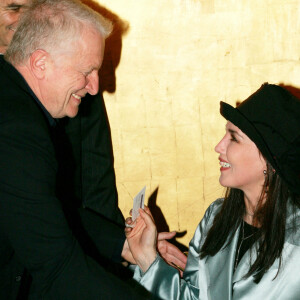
[133,198,300,299]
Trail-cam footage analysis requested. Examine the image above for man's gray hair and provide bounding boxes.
[5,0,113,64]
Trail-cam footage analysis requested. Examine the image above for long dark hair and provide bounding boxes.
[200,161,300,283]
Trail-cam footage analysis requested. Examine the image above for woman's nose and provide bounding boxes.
[214,136,226,154]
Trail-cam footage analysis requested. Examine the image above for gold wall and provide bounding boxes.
[97,0,300,246]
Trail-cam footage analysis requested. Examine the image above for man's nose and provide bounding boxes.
[86,71,99,95]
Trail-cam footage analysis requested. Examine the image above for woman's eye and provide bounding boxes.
[230,135,238,142]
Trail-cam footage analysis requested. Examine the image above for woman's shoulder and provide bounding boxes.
[204,198,224,220]
[286,199,300,246]
[189,198,224,251]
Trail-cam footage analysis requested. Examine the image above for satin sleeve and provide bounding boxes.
[133,199,224,300]
[133,255,199,300]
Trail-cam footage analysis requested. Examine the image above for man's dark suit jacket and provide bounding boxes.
[0,58,154,299]
[63,88,124,226]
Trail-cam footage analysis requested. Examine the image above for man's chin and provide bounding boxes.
[66,107,79,118]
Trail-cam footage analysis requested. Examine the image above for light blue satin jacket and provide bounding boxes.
[133,198,300,300]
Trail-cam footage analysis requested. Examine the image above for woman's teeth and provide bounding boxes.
[220,161,231,168]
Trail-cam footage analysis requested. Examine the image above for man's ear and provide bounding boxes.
[30,49,50,79]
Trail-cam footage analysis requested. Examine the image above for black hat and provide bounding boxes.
[220,83,300,195]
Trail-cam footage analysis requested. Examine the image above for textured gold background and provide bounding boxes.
[96,0,300,246]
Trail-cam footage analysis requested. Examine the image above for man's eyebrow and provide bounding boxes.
[7,3,24,8]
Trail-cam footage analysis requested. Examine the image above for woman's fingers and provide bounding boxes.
[143,205,156,223]
[125,216,146,238]
[157,231,176,241]
[144,205,151,214]
[124,226,133,235]
[139,208,156,228]
[125,217,132,224]
[125,216,136,233]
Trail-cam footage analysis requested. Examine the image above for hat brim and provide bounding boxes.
[220,101,278,170]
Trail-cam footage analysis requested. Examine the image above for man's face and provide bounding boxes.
[40,28,105,118]
[0,0,29,53]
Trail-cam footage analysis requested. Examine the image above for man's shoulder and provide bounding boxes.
[0,59,55,130]
[0,74,51,148]
[0,60,23,100]
[0,61,40,116]
[0,86,43,124]
[0,64,57,196]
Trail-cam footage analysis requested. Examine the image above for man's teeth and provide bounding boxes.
[72,93,81,100]
[220,161,231,168]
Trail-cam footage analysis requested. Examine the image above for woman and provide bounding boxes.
[125,83,300,299]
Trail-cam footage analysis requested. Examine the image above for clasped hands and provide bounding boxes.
[121,206,187,275]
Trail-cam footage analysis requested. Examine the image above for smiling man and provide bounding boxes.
[11,25,104,118]
[0,0,125,230]
[0,0,159,299]
[0,0,187,298]
[0,0,188,297]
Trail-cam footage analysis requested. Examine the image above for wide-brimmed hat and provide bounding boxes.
[220,83,300,194]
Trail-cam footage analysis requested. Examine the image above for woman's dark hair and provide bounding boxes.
[200,160,300,283]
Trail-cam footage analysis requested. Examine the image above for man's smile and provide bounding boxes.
[72,93,81,100]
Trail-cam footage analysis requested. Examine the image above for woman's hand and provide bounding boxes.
[157,232,187,276]
[124,206,157,273]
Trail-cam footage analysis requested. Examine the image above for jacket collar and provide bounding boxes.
[232,198,300,284]
[2,56,57,127]
[206,231,238,300]
[206,198,299,298]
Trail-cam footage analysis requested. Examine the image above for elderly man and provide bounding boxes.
[1,0,123,225]
[0,0,187,299]
[0,0,124,264]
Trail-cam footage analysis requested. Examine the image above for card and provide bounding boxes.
[132,186,146,222]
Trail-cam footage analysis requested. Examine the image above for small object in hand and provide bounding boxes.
[132,186,145,221]
[124,186,146,228]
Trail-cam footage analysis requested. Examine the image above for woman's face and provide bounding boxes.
[215,121,266,197]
